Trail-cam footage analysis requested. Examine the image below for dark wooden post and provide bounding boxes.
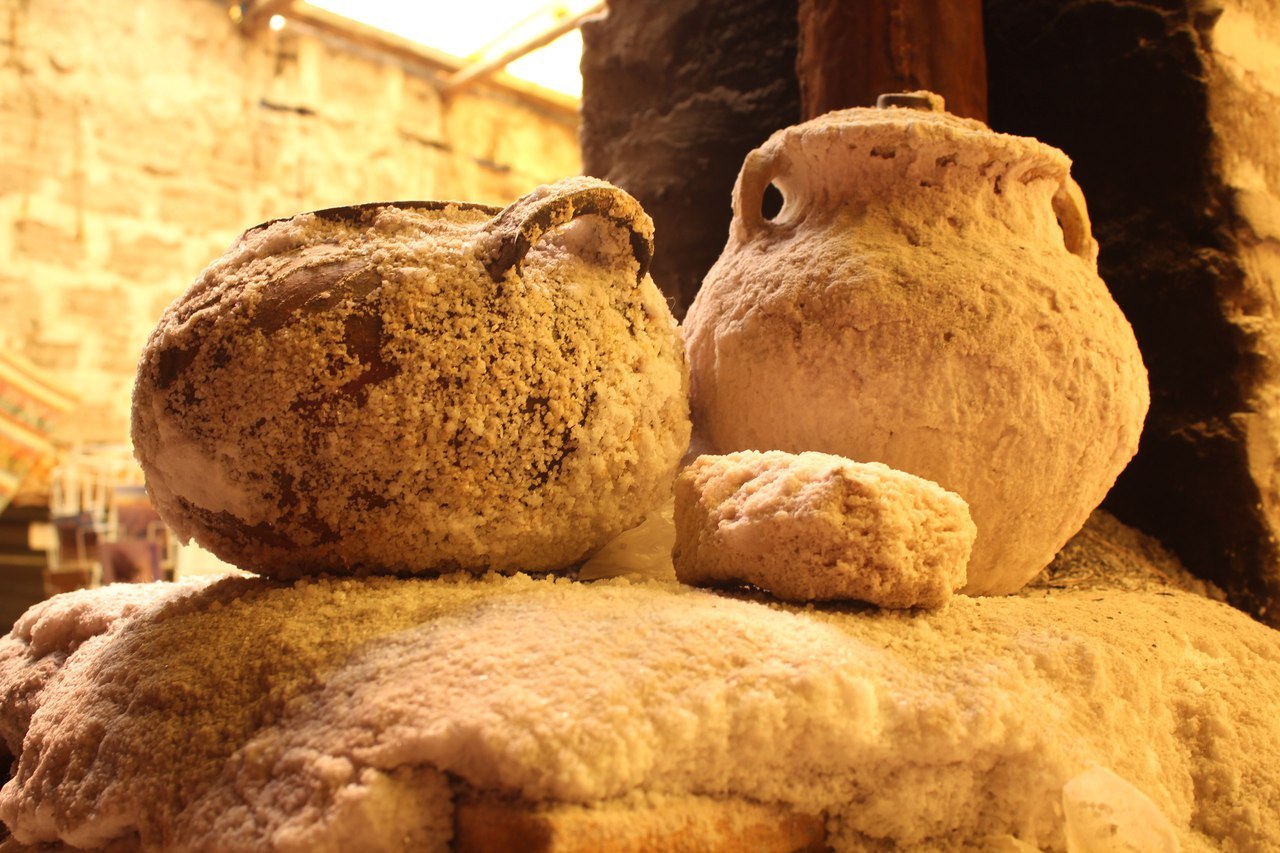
[796,0,988,121]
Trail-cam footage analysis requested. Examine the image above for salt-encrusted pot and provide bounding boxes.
[683,93,1148,595]
[132,177,690,578]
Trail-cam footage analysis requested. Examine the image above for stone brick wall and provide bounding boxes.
[0,0,581,445]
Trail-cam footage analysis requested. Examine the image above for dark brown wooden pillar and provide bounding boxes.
[796,0,988,120]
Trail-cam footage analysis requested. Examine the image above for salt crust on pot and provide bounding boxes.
[131,177,690,577]
[683,100,1149,595]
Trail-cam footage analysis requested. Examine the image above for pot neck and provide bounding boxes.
[732,109,1073,240]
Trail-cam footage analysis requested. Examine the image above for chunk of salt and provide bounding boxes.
[1062,766,1179,853]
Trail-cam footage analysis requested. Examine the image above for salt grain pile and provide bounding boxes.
[1,533,1277,851]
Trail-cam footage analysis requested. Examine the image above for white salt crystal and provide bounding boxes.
[1062,766,1179,853]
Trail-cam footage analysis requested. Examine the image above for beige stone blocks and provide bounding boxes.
[0,0,581,445]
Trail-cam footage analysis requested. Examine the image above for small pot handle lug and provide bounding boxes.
[734,145,788,237]
[1052,176,1099,264]
[481,177,655,285]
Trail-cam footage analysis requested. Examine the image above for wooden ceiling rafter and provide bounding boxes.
[227,0,591,113]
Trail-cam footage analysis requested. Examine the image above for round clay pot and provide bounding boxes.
[683,93,1148,595]
[132,177,690,578]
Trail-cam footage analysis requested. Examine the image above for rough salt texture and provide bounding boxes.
[130,177,690,577]
[1,553,1278,851]
[683,104,1150,596]
[672,450,975,608]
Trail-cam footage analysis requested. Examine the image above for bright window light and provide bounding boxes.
[304,0,598,98]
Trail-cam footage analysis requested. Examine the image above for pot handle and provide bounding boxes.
[734,145,788,237]
[1052,176,1099,264]
[480,177,655,284]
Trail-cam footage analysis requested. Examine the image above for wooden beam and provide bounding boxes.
[441,3,604,98]
[269,3,581,117]
[796,0,987,121]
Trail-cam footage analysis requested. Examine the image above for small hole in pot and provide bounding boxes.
[761,182,785,221]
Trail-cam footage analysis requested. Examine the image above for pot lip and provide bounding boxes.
[764,103,1072,177]
[245,199,504,236]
